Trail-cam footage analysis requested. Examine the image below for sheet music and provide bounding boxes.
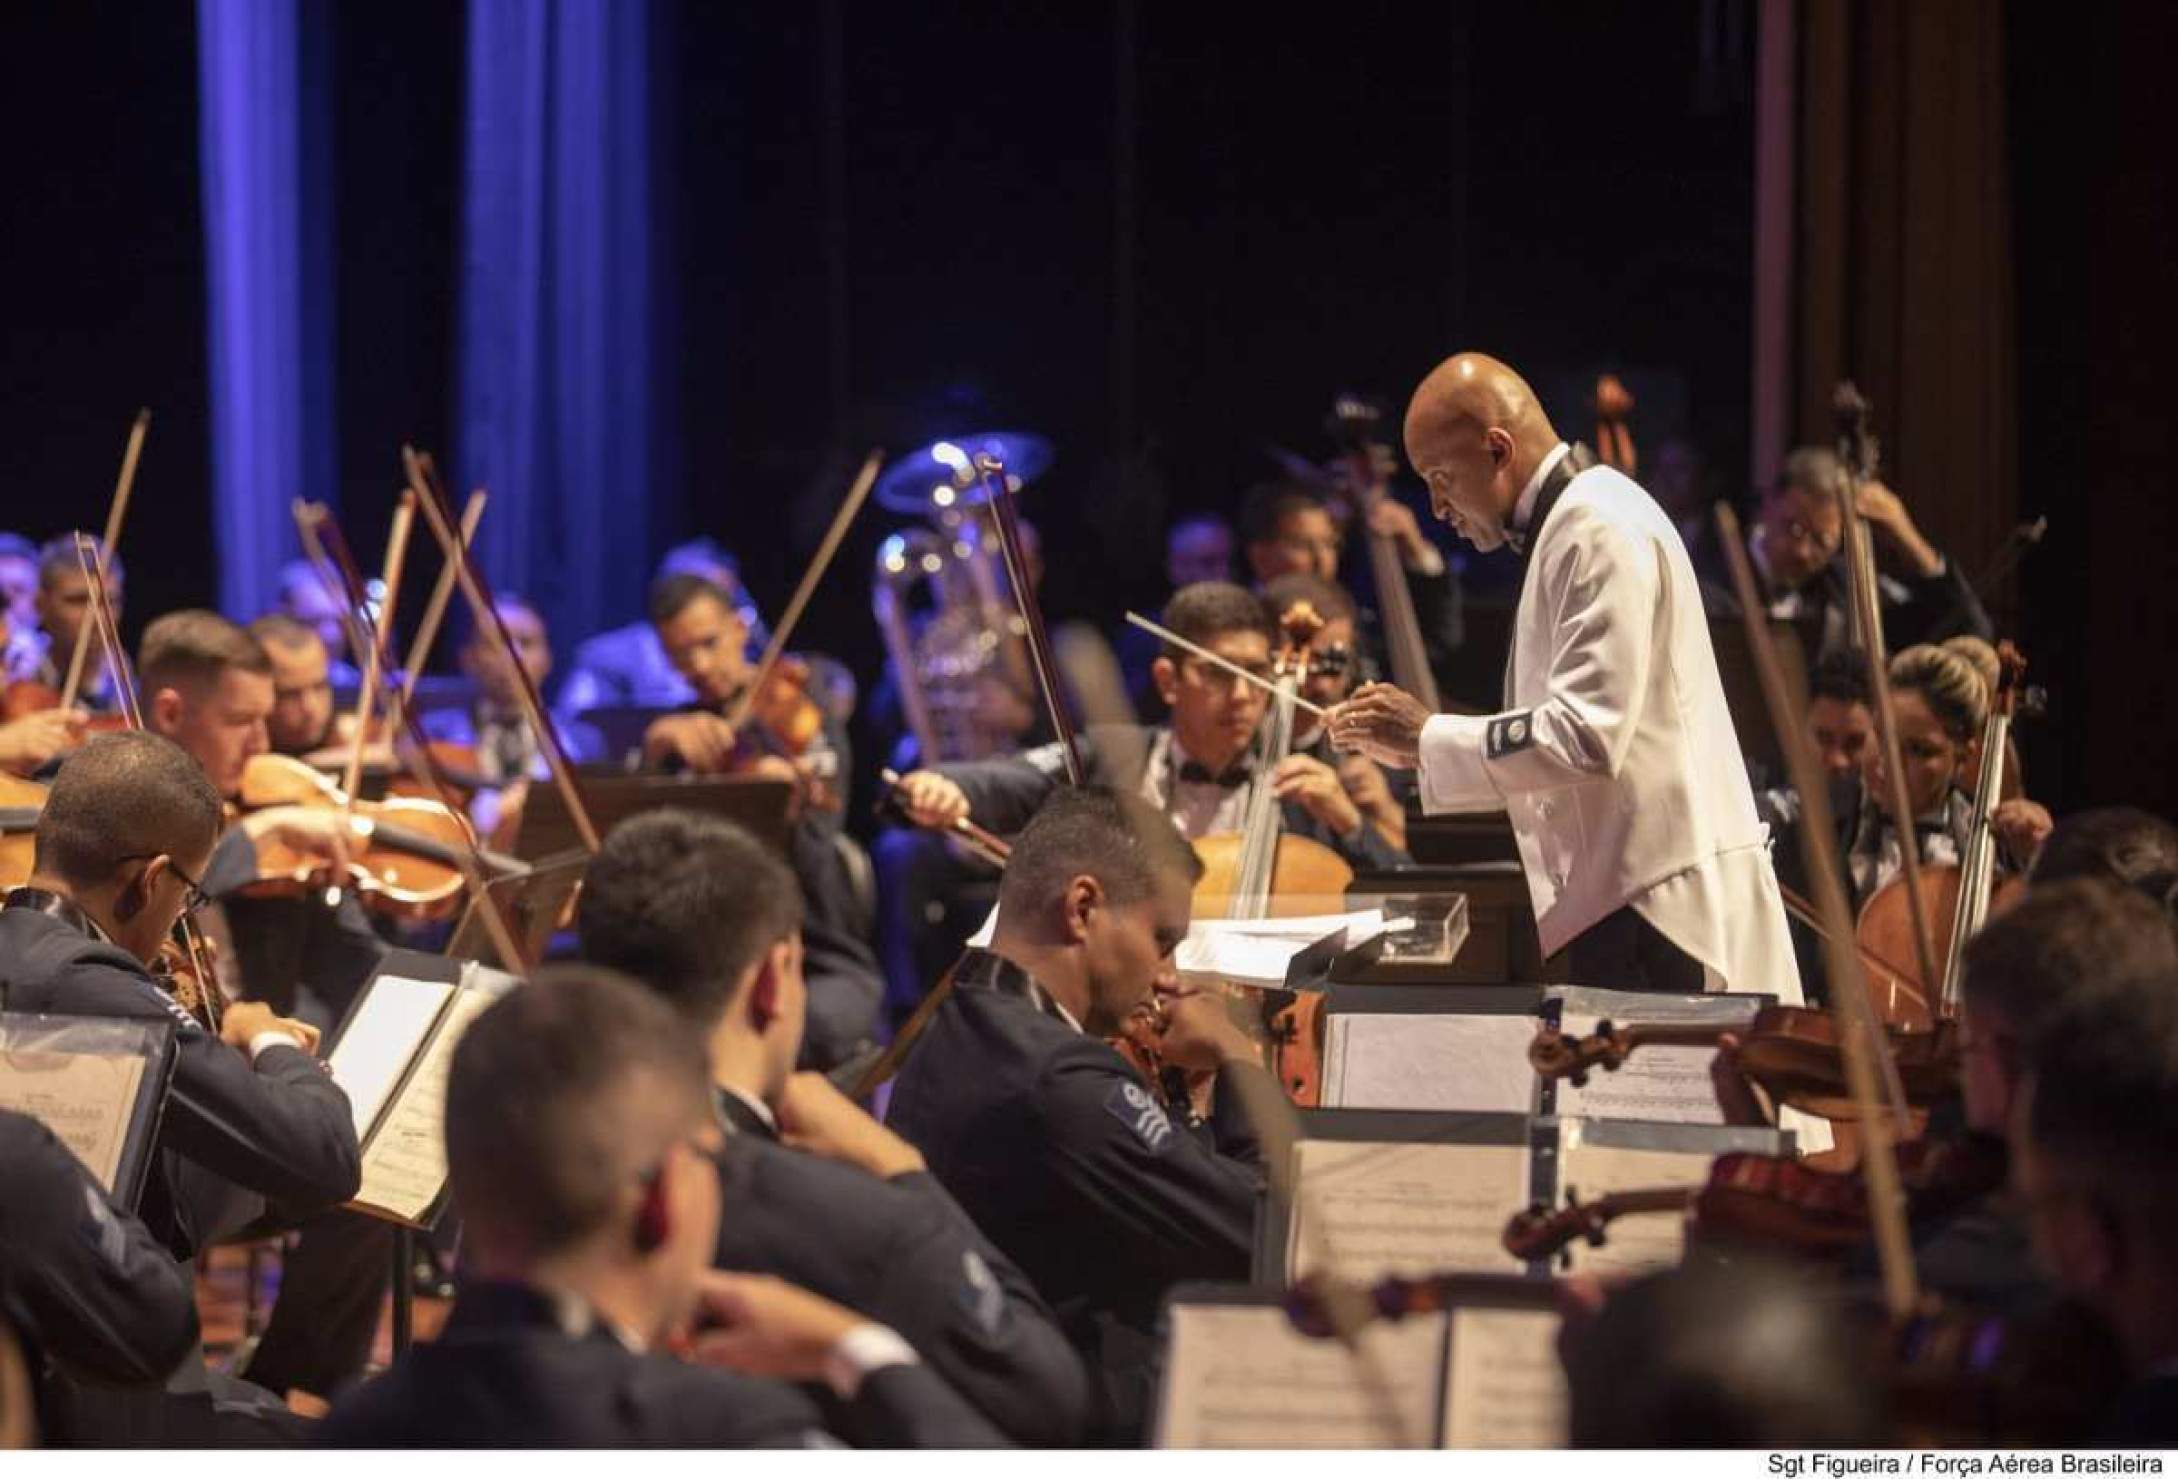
[328,974,457,1145]
[1441,1306,1566,1448]
[0,1049,144,1194]
[1552,1140,1709,1276]
[1323,1013,1537,1113]
[1158,1302,1446,1448]
[355,987,494,1224]
[1288,1139,1529,1282]
[1552,1007,1731,1125]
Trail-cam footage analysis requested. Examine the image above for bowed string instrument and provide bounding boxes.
[69,533,228,1033]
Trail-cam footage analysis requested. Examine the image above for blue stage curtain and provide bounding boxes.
[458,0,657,645]
[195,0,334,621]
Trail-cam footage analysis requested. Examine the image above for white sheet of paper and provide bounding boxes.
[1552,1136,1711,1276]
[1174,930,1323,988]
[1322,1013,1539,1113]
[354,987,495,1224]
[1441,1307,1567,1448]
[1192,908,1391,946]
[1552,1007,1732,1125]
[0,1050,145,1194]
[1288,1139,1530,1282]
[1157,1302,1447,1448]
[965,902,999,950]
[328,975,458,1145]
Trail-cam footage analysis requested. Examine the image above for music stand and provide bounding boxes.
[444,848,592,969]
[515,771,796,861]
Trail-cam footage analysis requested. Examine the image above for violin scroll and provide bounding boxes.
[1503,1189,1612,1262]
[1527,1020,1632,1087]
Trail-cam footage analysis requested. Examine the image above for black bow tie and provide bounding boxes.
[1178,759,1251,789]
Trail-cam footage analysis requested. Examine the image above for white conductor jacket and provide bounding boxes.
[1417,449,1801,1003]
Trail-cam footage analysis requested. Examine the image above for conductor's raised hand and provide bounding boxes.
[1325,682,1432,770]
[893,769,970,829]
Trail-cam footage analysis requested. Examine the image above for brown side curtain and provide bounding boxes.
[1794,0,2016,610]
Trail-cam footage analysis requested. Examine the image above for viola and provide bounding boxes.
[1,681,128,732]
[234,752,506,923]
[151,927,229,1036]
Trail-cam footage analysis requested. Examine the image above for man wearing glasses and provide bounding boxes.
[1712,445,1993,662]
[0,731,359,1444]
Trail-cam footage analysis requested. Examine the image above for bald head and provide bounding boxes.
[1403,352,1561,551]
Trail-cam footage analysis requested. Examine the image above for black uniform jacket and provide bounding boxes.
[0,1108,200,1389]
[884,949,1267,1443]
[0,896,361,1257]
[934,723,1408,873]
[1702,546,1993,664]
[711,1090,1089,1444]
[317,1281,1011,1449]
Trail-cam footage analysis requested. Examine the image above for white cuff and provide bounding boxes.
[822,1322,919,1401]
[1416,712,1502,814]
[247,1030,305,1063]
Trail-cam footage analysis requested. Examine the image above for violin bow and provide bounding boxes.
[60,409,151,711]
[976,452,1084,786]
[337,490,416,805]
[1718,502,1920,1318]
[293,501,530,973]
[75,533,226,1030]
[398,489,486,711]
[1833,385,1942,993]
[724,450,882,731]
[402,447,601,856]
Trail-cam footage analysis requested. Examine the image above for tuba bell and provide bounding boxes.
[870,433,1049,764]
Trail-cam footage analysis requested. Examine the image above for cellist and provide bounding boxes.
[893,581,1408,873]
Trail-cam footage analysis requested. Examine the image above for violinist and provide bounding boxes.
[895,582,1407,872]
[1328,352,1797,996]
[633,573,882,1070]
[0,707,85,779]
[556,538,769,720]
[1706,447,1993,663]
[3,535,125,714]
[0,732,357,1445]
[1802,650,1877,785]
[418,594,603,834]
[1239,479,1462,694]
[137,611,397,1407]
[0,531,36,638]
[886,787,1267,1446]
[2012,960,2178,1443]
[272,558,362,695]
[249,612,341,757]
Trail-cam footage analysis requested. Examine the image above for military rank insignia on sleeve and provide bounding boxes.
[1487,710,1535,759]
[1105,1078,1174,1154]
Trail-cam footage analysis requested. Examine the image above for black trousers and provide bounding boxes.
[1563,905,1706,993]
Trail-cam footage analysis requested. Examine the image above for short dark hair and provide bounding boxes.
[1773,446,1842,502]
[450,592,542,655]
[1961,878,2178,1039]
[1237,481,1328,548]
[36,534,124,591]
[1259,570,1356,628]
[446,966,712,1258]
[247,612,324,655]
[997,786,1203,922]
[1807,651,1871,709]
[647,572,736,629]
[34,732,224,885]
[1159,581,1271,663]
[576,810,803,1029]
[1563,1255,1882,1447]
[139,610,271,694]
[2024,966,2178,1237]
[2032,806,2178,893]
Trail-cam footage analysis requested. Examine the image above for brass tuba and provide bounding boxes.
[871,434,1047,764]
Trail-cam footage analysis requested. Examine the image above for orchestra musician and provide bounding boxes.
[270,560,362,695]
[4,535,125,713]
[0,533,38,639]
[249,613,342,758]
[892,581,1408,873]
[318,967,1009,1449]
[1705,446,1994,662]
[885,787,1269,1446]
[628,573,883,1070]
[555,539,768,720]
[0,733,357,1444]
[573,809,1087,1444]
[1258,570,1412,853]
[1239,479,1462,694]
[1329,352,1798,996]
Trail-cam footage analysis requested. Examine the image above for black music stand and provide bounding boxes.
[515,771,796,862]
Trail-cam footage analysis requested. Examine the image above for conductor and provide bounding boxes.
[1328,352,1798,997]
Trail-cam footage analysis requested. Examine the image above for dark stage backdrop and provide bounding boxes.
[3,1,2166,814]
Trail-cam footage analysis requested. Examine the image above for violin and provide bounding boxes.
[234,752,502,923]
[1499,1131,2008,1264]
[1527,1009,1963,1123]
[0,682,128,730]
[151,927,229,1035]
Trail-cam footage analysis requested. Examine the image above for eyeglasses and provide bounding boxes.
[114,854,209,914]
